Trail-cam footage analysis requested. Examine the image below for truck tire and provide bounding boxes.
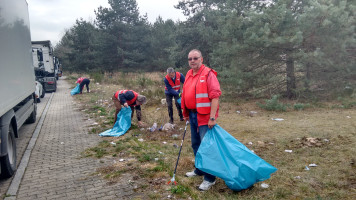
[40,87,45,98]
[25,99,37,124]
[0,125,17,178]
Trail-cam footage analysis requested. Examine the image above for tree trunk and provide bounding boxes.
[286,55,296,99]
[304,62,311,92]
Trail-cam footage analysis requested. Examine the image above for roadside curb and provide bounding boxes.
[5,92,54,199]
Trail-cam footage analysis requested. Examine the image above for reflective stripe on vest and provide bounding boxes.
[195,66,212,114]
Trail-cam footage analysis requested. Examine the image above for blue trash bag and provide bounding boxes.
[177,98,181,105]
[195,125,277,191]
[99,107,132,137]
[70,84,81,96]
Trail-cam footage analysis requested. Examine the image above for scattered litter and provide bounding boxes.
[87,118,91,121]
[158,151,164,154]
[260,183,269,188]
[173,143,178,148]
[110,142,116,146]
[167,195,171,199]
[251,150,255,153]
[309,163,318,167]
[272,118,284,121]
[172,134,179,139]
[162,141,167,144]
[305,166,310,171]
[346,116,351,119]
[158,125,163,131]
[284,150,293,153]
[99,116,105,118]
[92,122,98,125]
[60,142,64,145]
[236,111,241,114]
[248,142,253,145]
[162,123,175,131]
[140,128,145,131]
[323,139,329,142]
[156,108,160,111]
[179,128,183,131]
[96,82,100,85]
[294,176,301,179]
[302,137,324,147]
[150,123,158,132]
[268,142,274,145]
[119,159,125,162]
[155,158,159,161]
[138,138,144,142]
[161,99,166,105]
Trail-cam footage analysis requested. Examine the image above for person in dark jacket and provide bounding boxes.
[164,67,185,124]
[112,90,147,127]
[76,77,90,93]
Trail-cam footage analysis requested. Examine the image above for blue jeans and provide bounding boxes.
[189,111,216,183]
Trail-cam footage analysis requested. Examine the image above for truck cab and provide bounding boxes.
[32,41,57,92]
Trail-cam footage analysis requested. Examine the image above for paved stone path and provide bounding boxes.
[12,79,136,200]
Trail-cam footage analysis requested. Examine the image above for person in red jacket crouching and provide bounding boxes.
[112,90,147,127]
[181,49,221,191]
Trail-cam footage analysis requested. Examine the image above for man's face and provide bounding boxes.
[188,51,202,70]
[168,72,175,79]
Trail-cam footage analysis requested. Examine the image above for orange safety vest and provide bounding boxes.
[195,66,218,115]
[114,90,138,106]
[165,72,181,92]
[76,77,86,84]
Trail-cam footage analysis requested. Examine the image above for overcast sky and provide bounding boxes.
[27,0,186,46]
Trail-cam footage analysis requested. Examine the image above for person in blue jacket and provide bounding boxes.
[164,67,185,124]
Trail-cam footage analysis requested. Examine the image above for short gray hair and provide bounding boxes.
[167,67,175,74]
[137,95,147,104]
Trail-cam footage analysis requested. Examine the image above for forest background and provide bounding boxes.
[55,0,355,100]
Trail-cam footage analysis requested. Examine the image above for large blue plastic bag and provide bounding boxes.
[195,125,277,191]
[99,107,132,137]
[70,84,80,96]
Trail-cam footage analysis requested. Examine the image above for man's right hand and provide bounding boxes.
[184,116,189,122]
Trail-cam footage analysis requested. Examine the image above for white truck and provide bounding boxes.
[32,40,57,92]
[0,0,37,178]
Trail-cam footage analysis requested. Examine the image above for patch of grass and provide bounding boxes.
[293,103,310,110]
[88,147,107,158]
[257,95,287,111]
[169,184,191,197]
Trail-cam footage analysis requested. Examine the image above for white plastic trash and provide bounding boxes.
[261,183,269,188]
[284,150,293,153]
[272,118,284,121]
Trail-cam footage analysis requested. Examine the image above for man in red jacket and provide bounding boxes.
[181,49,221,191]
[112,90,147,127]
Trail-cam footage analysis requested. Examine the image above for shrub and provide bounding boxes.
[293,103,310,110]
[257,95,287,111]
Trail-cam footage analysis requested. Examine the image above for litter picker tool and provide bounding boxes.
[168,120,189,185]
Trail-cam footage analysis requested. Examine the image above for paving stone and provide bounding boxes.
[14,78,136,199]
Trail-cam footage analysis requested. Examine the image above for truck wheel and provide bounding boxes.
[25,100,37,124]
[0,125,17,178]
[40,87,45,98]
